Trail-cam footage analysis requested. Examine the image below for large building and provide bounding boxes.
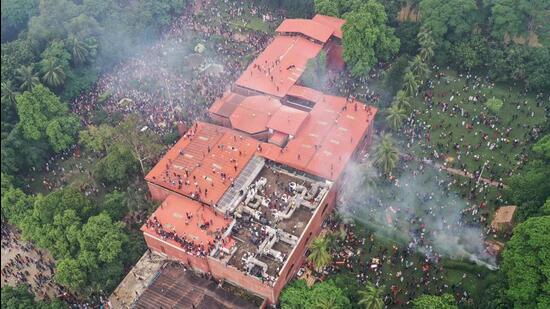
[141,15,377,305]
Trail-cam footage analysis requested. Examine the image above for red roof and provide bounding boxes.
[312,14,346,39]
[235,35,323,98]
[145,122,262,205]
[276,19,333,43]
[287,85,324,102]
[210,91,246,118]
[141,195,232,250]
[267,105,309,136]
[229,96,281,134]
[260,92,377,181]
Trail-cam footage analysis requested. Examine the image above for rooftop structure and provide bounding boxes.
[491,205,517,231]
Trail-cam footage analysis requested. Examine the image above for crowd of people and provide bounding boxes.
[0,224,72,303]
[71,1,277,138]
[402,68,548,182]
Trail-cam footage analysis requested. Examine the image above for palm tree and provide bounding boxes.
[314,296,337,309]
[1,81,19,106]
[417,27,433,47]
[41,58,66,88]
[307,235,332,272]
[372,133,399,175]
[402,71,419,97]
[392,90,411,110]
[68,35,90,65]
[418,27,436,62]
[358,282,385,309]
[16,65,40,92]
[386,104,407,131]
[408,55,430,80]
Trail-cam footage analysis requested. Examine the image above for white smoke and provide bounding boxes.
[338,161,497,269]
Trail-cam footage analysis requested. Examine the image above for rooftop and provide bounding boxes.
[267,105,309,136]
[145,122,262,205]
[312,14,346,39]
[141,195,233,256]
[134,262,259,309]
[211,162,332,285]
[275,18,334,43]
[229,96,282,134]
[235,35,323,97]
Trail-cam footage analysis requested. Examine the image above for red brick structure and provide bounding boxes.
[141,15,377,305]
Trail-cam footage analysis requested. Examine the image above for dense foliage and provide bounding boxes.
[280,279,351,308]
[501,216,550,308]
[1,285,66,309]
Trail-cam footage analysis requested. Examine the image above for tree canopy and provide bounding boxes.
[341,0,400,77]
[501,216,550,308]
[280,279,351,309]
[412,294,458,309]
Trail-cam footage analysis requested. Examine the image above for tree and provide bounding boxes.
[1,285,66,309]
[532,135,550,160]
[341,0,400,77]
[1,81,19,108]
[485,97,503,114]
[412,294,458,309]
[501,216,550,308]
[79,124,114,152]
[67,35,91,65]
[357,281,385,309]
[1,188,35,226]
[0,0,39,41]
[507,160,550,220]
[93,144,139,186]
[111,115,164,174]
[386,104,407,131]
[45,116,81,152]
[419,0,478,45]
[14,84,68,140]
[1,39,37,85]
[408,55,430,80]
[402,71,418,97]
[372,133,399,175]
[15,65,40,92]
[307,235,332,272]
[490,0,550,42]
[101,191,127,221]
[280,279,350,309]
[417,27,436,62]
[392,90,411,110]
[40,58,66,88]
[314,0,340,16]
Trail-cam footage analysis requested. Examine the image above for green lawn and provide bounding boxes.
[406,70,546,179]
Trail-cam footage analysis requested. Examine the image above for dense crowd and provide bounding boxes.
[71,1,276,137]
[0,225,72,303]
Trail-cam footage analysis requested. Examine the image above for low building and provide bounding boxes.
[491,205,517,232]
[141,15,377,305]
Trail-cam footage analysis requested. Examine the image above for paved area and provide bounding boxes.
[108,251,166,308]
[1,225,63,301]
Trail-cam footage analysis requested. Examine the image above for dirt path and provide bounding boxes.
[1,225,63,301]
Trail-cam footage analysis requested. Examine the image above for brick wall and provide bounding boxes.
[143,232,210,273]
[207,256,275,302]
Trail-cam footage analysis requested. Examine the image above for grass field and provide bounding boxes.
[406,70,546,179]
